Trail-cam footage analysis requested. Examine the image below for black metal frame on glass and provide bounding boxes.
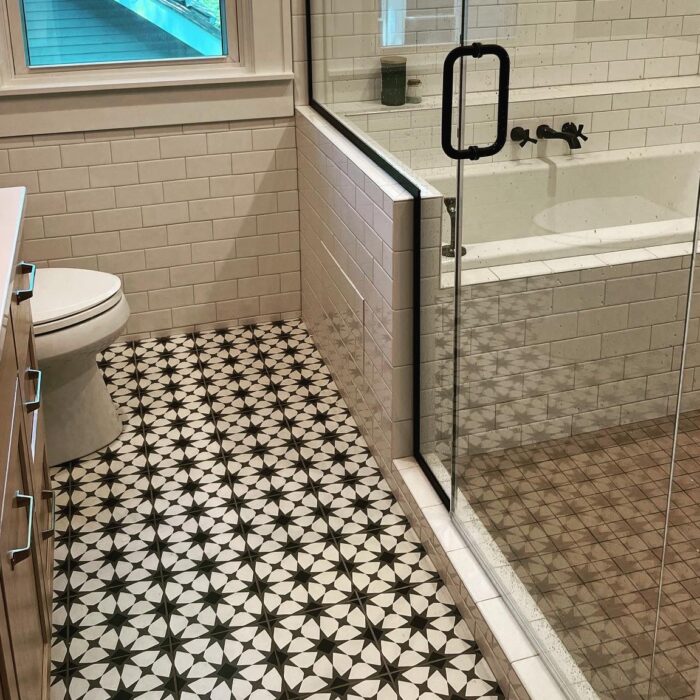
[303,0,449,508]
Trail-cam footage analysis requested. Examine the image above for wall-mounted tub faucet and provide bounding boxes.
[562,122,588,146]
[511,127,537,148]
[442,197,466,259]
[536,122,588,150]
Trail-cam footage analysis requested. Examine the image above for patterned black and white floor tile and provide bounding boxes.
[51,319,503,700]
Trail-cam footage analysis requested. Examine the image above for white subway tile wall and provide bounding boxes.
[307,1,700,171]
[309,0,700,102]
[292,0,310,105]
[342,82,700,168]
[1,119,301,338]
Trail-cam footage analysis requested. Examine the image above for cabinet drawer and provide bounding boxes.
[9,262,34,380]
[16,334,44,468]
[0,386,50,700]
[13,336,53,620]
[11,261,41,462]
[17,337,41,467]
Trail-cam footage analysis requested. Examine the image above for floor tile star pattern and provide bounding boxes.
[50,319,503,700]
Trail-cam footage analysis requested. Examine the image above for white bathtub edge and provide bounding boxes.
[439,240,694,289]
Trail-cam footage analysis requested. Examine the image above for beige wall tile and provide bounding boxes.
[89,163,139,187]
[40,167,90,192]
[120,226,168,251]
[145,244,191,269]
[98,250,146,274]
[61,142,111,167]
[159,134,207,158]
[10,146,61,171]
[167,221,213,245]
[116,183,164,208]
[172,303,218,327]
[123,268,170,293]
[71,231,120,256]
[111,138,160,163]
[44,212,94,237]
[170,262,216,287]
[139,158,187,183]
[149,286,194,310]
[66,188,116,213]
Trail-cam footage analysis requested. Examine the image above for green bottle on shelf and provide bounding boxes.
[380,56,407,106]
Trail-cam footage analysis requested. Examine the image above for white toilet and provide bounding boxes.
[30,268,130,466]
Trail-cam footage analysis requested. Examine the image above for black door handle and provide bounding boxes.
[441,43,510,161]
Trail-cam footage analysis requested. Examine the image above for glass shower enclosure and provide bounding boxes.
[307,1,700,697]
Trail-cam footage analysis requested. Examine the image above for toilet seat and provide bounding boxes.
[31,268,124,336]
[29,267,131,466]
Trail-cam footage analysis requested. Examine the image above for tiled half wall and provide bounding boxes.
[0,118,301,338]
[297,105,436,472]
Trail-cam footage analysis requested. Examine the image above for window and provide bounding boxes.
[381,0,407,48]
[18,0,228,67]
[380,0,460,49]
[0,0,294,137]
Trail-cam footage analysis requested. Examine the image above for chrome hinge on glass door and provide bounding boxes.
[441,43,511,160]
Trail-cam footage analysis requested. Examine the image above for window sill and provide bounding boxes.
[0,68,295,137]
[0,64,294,97]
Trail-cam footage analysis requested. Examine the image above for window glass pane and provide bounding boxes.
[20,0,227,67]
[381,0,406,47]
[380,0,459,48]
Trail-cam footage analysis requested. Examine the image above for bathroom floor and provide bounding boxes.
[50,320,503,700]
[458,412,700,700]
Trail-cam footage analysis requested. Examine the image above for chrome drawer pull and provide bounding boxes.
[25,369,42,413]
[42,490,56,537]
[9,492,34,563]
[14,262,36,303]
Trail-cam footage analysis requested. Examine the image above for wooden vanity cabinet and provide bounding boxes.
[0,261,54,700]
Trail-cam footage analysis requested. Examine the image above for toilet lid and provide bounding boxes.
[31,268,123,335]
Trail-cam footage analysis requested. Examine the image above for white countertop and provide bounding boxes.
[0,187,27,351]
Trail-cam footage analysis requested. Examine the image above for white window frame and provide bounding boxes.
[0,0,294,136]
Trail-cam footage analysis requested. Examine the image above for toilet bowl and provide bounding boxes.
[30,268,130,466]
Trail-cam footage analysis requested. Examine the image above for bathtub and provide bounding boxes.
[419,142,700,270]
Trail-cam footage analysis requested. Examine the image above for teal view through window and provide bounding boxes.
[19,0,227,66]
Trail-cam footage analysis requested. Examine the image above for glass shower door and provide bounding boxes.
[648,179,700,700]
[418,2,511,504]
[442,9,699,700]
[416,0,471,503]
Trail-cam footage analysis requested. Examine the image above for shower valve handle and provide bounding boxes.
[563,122,588,142]
[511,127,537,148]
